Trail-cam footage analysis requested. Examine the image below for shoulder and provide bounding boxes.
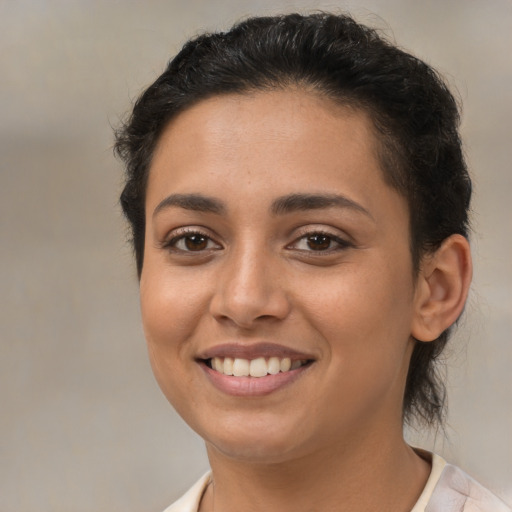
[427,461,511,512]
[162,462,511,512]
[162,472,211,512]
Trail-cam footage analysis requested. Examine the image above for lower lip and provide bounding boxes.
[200,363,311,397]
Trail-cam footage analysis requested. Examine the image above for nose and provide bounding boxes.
[209,245,291,329]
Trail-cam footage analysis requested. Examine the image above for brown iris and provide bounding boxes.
[184,234,208,251]
[307,234,332,250]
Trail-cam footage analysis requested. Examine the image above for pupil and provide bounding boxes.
[185,235,207,251]
[307,234,331,250]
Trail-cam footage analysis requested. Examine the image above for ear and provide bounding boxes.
[411,234,472,342]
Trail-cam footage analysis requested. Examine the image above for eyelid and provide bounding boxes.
[287,226,353,252]
[160,226,222,252]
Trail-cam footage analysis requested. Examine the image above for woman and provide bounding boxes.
[115,13,510,512]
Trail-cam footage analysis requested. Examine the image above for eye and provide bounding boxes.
[165,230,221,253]
[304,233,333,251]
[290,231,351,252]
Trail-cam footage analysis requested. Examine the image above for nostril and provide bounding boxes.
[209,290,292,329]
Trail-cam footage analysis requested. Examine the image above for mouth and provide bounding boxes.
[204,356,312,377]
[196,343,315,396]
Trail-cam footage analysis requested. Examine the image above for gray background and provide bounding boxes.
[1,1,511,510]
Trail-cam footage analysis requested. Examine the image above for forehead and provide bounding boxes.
[155,88,376,148]
[147,89,403,218]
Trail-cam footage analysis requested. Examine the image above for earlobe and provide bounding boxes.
[411,234,473,342]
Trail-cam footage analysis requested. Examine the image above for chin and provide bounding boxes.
[206,435,305,464]
[191,411,312,464]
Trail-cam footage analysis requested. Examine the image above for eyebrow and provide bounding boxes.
[152,192,373,220]
[153,193,225,218]
[270,193,374,219]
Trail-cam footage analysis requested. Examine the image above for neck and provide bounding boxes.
[200,427,430,512]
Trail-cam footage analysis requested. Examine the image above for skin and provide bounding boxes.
[140,89,472,512]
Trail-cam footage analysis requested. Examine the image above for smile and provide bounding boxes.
[197,343,315,395]
[206,356,310,377]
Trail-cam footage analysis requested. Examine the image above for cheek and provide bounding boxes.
[140,264,209,342]
[297,262,415,426]
[139,267,210,395]
[298,253,415,360]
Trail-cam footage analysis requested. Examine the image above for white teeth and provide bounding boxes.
[267,357,281,375]
[249,357,268,377]
[280,357,291,372]
[223,357,234,376]
[209,356,308,377]
[233,358,250,377]
[213,357,223,373]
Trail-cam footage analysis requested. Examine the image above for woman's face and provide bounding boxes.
[141,90,420,463]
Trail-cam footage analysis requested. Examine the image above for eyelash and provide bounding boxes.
[288,230,352,253]
[163,228,221,253]
[162,228,351,255]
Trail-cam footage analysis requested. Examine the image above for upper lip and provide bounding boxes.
[197,342,316,361]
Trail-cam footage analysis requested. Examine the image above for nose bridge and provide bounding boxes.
[210,234,290,327]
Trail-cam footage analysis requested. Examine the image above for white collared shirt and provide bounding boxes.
[163,453,510,512]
